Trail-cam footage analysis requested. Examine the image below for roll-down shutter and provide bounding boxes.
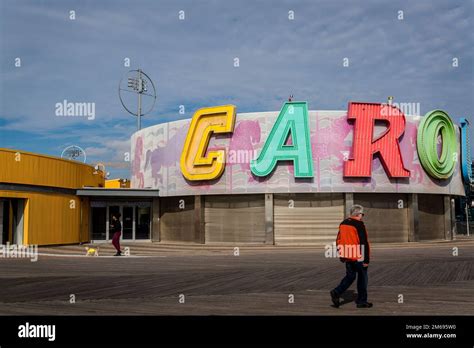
[274,193,344,244]
[353,193,409,243]
[205,194,265,243]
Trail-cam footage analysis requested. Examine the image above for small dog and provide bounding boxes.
[85,246,99,256]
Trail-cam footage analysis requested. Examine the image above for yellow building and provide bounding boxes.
[0,148,105,246]
[105,179,131,188]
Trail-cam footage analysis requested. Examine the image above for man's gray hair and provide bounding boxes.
[350,204,364,216]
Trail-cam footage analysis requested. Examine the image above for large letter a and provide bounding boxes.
[251,101,313,178]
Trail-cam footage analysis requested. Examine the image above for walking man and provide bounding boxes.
[330,204,372,308]
[110,213,122,256]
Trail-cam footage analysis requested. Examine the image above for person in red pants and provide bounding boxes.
[110,213,122,256]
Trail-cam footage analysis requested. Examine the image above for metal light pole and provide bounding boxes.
[137,70,142,130]
[128,69,146,130]
[119,69,156,131]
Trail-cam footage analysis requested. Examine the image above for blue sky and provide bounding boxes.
[1,0,472,179]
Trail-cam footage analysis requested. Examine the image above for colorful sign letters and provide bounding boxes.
[250,102,313,178]
[417,110,457,180]
[343,102,409,178]
[180,105,236,181]
[459,118,473,184]
[179,100,470,184]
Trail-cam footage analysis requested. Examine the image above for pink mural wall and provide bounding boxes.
[130,111,465,197]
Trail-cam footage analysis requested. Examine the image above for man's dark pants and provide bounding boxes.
[333,261,368,304]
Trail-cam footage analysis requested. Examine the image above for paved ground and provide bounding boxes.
[0,239,473,315]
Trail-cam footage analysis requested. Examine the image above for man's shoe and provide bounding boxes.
[330,290,340,308]
[114,251,122,256]
[356,302,373,308]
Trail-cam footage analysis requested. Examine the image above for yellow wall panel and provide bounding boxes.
[0,148,105,189]
[0,190,84,246]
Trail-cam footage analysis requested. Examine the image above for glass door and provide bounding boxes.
[91,206,107,240]
[108,205,120,240]
[122,206,134,240]
[135,206,151,239]
[1,200,7,245]
[91,202,151,241]
[5,199,26,245]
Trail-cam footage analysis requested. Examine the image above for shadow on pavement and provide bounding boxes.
[330,290,357,308]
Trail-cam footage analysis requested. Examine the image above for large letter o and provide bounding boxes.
[417,110,457,179]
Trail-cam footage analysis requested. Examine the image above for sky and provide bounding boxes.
[1,0,473,179]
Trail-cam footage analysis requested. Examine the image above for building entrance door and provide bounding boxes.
[1,200,7,244]
[91,206,107,240]
[122,206,134,240]
[91,202,151,242]
[0,198,26,245]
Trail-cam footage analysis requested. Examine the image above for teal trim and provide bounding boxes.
[459,118,473,185]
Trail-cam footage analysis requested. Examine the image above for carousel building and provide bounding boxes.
[129,101,468,245]
[1,101,469,246]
